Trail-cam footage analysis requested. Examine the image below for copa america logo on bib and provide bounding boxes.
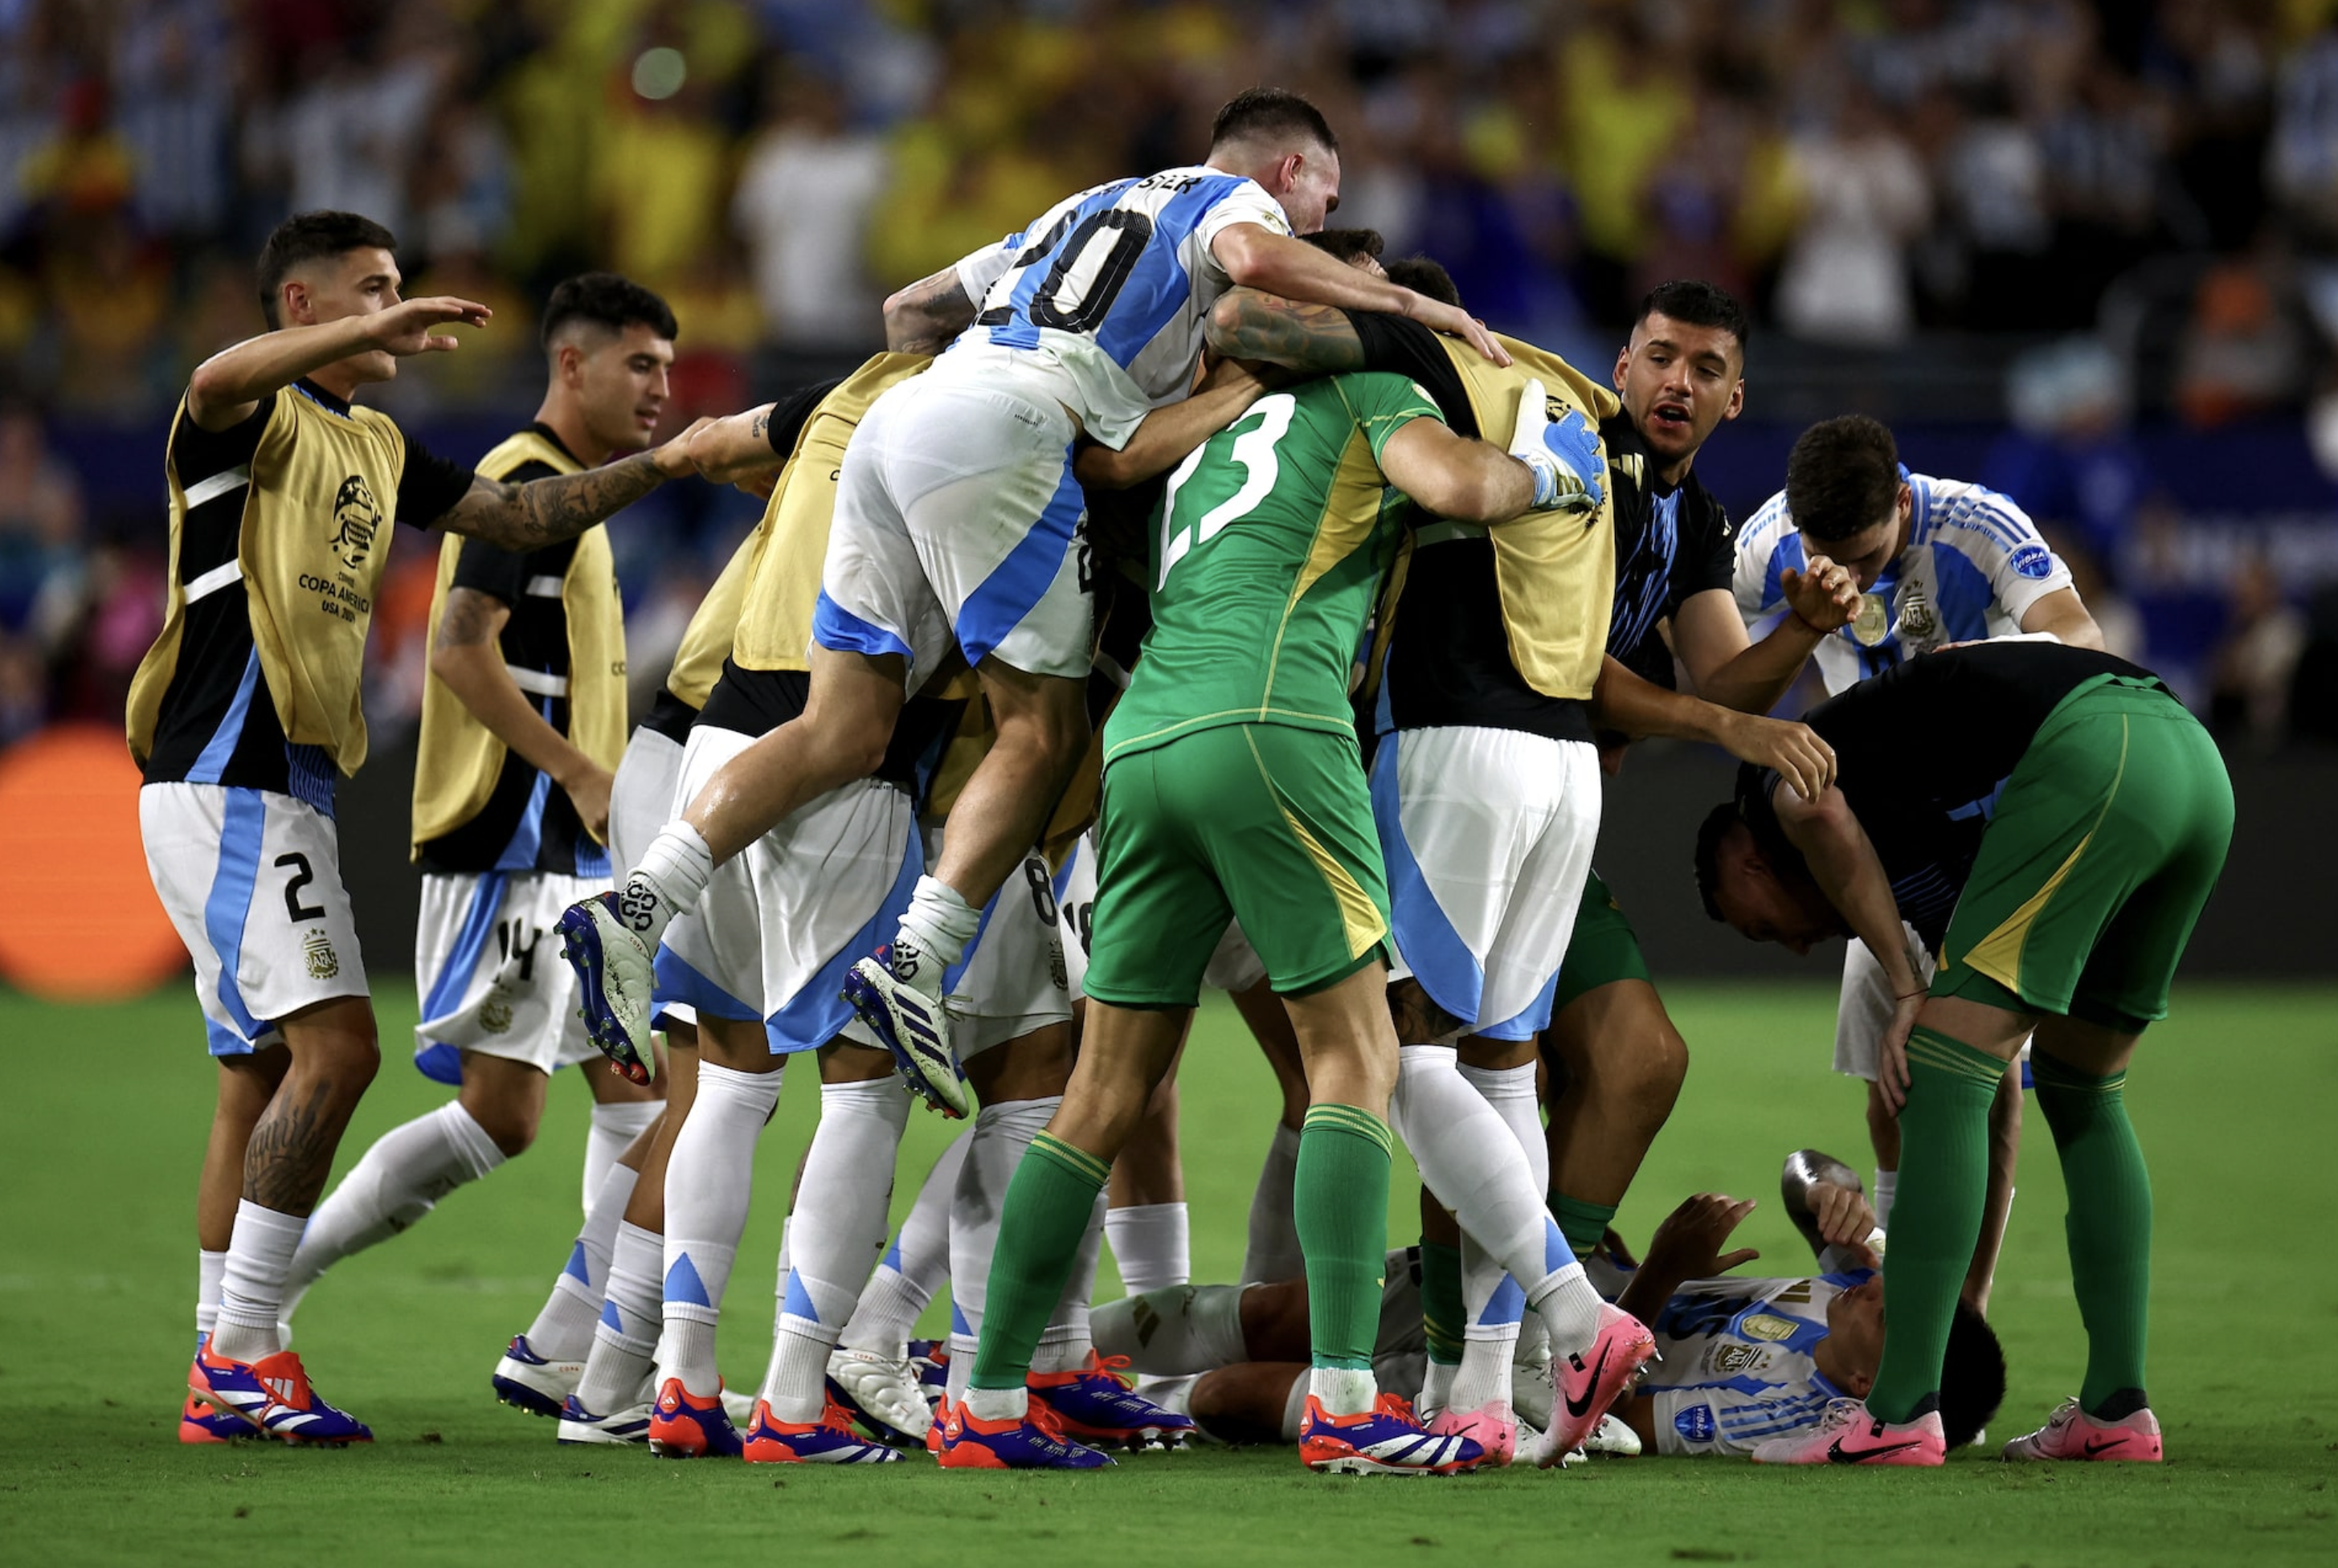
[2009,543,2054,579]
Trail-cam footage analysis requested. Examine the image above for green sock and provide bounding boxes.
[1550,1192,1619,1260]
[2032,1051,2153,1416]
[1295,1104,1393,1370]
[1867,1027,2003,1423]
[1418,1242,1465,1366]
[968,1133,1110,1392]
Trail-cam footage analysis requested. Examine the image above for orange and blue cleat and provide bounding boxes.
[742,1396,904,1464]
[647,1377,742,1459]
[932,1396,1114,1469]
[191,1340,373,1446]
[1299,1392,1484,1476]
[1028,1352,1196,1448]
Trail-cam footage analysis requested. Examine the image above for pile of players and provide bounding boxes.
[145,86,2226,1475]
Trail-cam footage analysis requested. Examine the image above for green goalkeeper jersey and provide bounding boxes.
[1103,372,1445,766]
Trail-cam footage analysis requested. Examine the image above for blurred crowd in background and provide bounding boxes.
[5,0,2338,761]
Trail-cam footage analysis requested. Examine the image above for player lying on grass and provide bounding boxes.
[1087,1158,2001,1459]
[1698,639,2232,1464]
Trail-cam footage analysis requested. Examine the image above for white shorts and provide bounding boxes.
[608,726,697,1030]
[1370,725,1600,1041]
[1053,831,1265,1004]
[939,847,1073,1055]
[140,782,368,1056]
[815,374,1092,688]
[1835,932,2029,1083]
[654,725,918,1056]
[414,870,605,1082]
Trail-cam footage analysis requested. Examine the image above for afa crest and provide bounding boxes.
[302,930,340,980]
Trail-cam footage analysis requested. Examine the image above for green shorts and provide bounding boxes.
[1085,723,1391,1008]
[1551,870,1653,1014]
[1935,678,2234,1032]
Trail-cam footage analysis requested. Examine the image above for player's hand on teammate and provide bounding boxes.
[1510,379,1608,512]
[1875,990,1925,1112]
[1718,712,1837,802]
[560,760,615,844]
[367,296,493,357]
[1803,1179,1878,1250]
[1643,1193,1761,1278]
[649,415,717,479]
[1405,291,1512,367]
[1778,552,1859,634]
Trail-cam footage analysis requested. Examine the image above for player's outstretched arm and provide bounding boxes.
[686,402,787,487]
[1591,655,1837,802]
[439,417,711,552]
[1209,223,1511,366]
[882,264,979,354]
[1671,558,1860,714]
[1613,1194,1762,1328]
[185,296,492,431]
[430,586,613,840]
[1074,360,1273,488]
[1374,416,1535,524]
[1771,783,1927,1105]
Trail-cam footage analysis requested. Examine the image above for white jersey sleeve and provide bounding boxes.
[1731,488,1801,627]
[1910,476,2075,630]
[952,232,1027,306]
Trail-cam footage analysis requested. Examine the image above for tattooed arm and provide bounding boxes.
[884,265,979,354]
[1204,288,1369,374]
[438,418,709,552]
[685,402,785,485]
[429,585,613,840]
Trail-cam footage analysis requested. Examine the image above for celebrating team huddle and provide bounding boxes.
[139,88,2226,1476]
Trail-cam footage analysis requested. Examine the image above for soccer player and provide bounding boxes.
[276,275,676,1394]
[946,363,1607,1473]
[136,210,705,1445]
[563,88,1510,1120]
[1733,414,2108,1305]
[1695,640,2232,1463]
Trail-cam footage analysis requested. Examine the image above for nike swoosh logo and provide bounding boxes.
[2082,1437,2126,1457]
[1830,1436,1923,1463]
[1563,1345,1613,1419]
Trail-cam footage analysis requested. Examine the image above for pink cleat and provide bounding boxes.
[1430,1400,1517,1466]
[2000,1398,2162,1463]
[1751,1399,1945,1466]
[1534,1305,1657,1466]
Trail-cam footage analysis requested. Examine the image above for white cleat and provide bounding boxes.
[721,1387,758,1427]
[554,892,660,1085]
[556,1394,652,1445]
[842,953,973,1119]
[492,1333,584,1419]
[827,1347,935,1446]
[1582,1411,1642,1456]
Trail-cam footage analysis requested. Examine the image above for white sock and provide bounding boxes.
[656,1060,783,1394]
[624,821,714,949]
[1032,1192,1108,1374]
[1453,1059,1543,1408]
[1092,1283,1252,1374]
[841,1134,966,1354]
[946,1096,1058,1403]
[1457,1061,1548,1193]
[1392,1047,1588,1351]
[964,1384,1028,1421]
[1418,1357,1456,1422]
[197,1248,226,1345]
[1105,1201,1189,1296]
[1241,1121,1304,1284]
[896,873,983,980]
[1872,1167,1898,1230]
[762,1077,912,1421]
[575,1219,663,1414]
[211,1202,309,1362]
[582,1100,659,1214]
[525,1162,639,1363]
[1309,1366,1377,1418]
[282,1100,506,1318]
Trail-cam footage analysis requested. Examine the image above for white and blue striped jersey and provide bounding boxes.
[1644,1272,1867,1456]
[936,165,1292,449]
[1732,472,2074,695]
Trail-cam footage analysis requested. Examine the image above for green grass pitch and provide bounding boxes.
[4,981,2333,1566]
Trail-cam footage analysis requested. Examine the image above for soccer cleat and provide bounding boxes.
[1584,1411,1643,1457]
[1028,1352,1197,1448]
[1780,1148,1865,1262]
[1300,1392,1485,1476]
[180,1392,256,1444]
[1429,1399,1517,1466]
[191,1341,373,1446]
[1534,1304,1657,1466]
[555,892,659,1085]
[491,1333,583,1419]
[556,1393,652,1446]
[842,950,971,1118]
[909,1338,950,1401]
[1999,1398,2163,1463]
[742,1396,906,1464]
[1750,1399,1946,1466]
[647,1378,742,1459]
[932,1397,1116,1469]
[828,1349,935,1447]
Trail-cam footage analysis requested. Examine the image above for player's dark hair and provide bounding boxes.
[1387,256,1461,308]
[1936,1302,2007,1448]
[541,272,679,352]
[1637,279,1751,361]
[1786,415,1901,545]
[1693,801,1738,921]
[1302,227,1384,266]
[257,210,398,329]
[1210,88,1339,155]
